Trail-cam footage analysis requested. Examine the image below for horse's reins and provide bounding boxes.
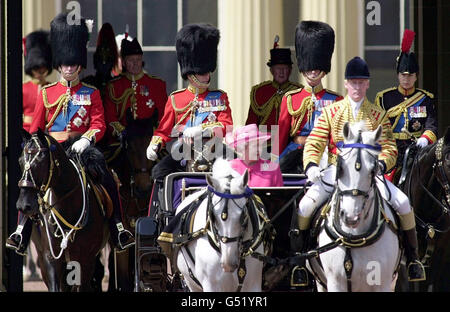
[408,138,450,266]
[19,136,89,259]
[180,180,259,292]
[412,138,450,235]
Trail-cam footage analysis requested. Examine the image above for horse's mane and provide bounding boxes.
[42,132,107,184]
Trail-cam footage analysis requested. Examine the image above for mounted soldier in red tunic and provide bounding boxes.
[6,13,134,256]
[103,36,168,146]
[277,21,343,173]
[146,23,233,216]
[246,36,302,132]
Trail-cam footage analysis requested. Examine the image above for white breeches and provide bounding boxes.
[298,165,411,218]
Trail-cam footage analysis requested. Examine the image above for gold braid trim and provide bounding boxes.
[109,121,125,136]
[82,129,100,143]
[171,93,199,127]
[107,83,136,120]
[150,136,163,145]
[250,81,299,125]
[287,91,315,137]
[422,130,437,143]
[43,88,71,130]
[386,92,425,131]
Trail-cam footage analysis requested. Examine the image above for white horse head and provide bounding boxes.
[335,121,382,233]
[175,157,264,292]
[310,121,400,292]
[206,158,249,272]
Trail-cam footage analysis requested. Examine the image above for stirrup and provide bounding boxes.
[290,265,309,287]
[5,232,27,256]
[117,229,135,250]
[407,260,426,282]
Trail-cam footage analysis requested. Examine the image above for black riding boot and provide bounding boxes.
[6,213,33,256]
[403,228,426,282]
[103,171,135,251]
[290,229,310,287]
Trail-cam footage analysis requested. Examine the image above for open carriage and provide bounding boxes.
[133,170,311,292]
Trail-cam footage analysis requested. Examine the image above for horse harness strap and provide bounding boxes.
[435,137,450,209]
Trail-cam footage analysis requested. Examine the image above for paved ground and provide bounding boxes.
[23,278,109,292]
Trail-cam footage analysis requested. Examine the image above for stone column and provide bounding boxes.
[218,0,284,126]
[299,0,364,96]
[22,0,57,82]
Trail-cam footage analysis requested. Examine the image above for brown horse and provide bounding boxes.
[399,126,450,291]
[17,129,108,291]
[106,116,155,291]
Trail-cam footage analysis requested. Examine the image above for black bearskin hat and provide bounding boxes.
[94,23,118,70]
[121,37,143,58]
[345,56,370,79]
[176,23,220,80]
[24,30,52,76]
[295,21,335,73]
[397,29,419,74]
[50,13,89,69]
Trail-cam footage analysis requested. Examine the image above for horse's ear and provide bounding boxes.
[444,126,450,145]
[343,122,350,140]
[374,125,382,142]
[20,129,31,142]
[36,128,47,146]
[206,173,215,188]
[241,169,249,188]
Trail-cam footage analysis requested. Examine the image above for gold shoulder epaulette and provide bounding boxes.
[107,76,122,86]
[290,81,303,88]
[42,81,58,90]
[284,87,303,98]
[81,82,97,90]
[375,87,397,99]
[169,88,186,96]
[325,89,342,97]
[252,80,272,91]
[210,89,226,94]
[417,88,434,99]
[144,73,164,82]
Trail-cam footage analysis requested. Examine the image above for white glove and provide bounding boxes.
[183,126,203,138]
[416,137,429,148]
[306,166,322,183]
[146,143,159,161]
[71,137,91,154]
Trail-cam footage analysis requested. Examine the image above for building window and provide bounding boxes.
[63,0,217,94]
[364,0,411,101]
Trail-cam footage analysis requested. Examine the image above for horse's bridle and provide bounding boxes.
[18,136,56,196]
[335,136,381,219]
[433,137,450,210]
[414,137,450,236]
[206,182,253,246]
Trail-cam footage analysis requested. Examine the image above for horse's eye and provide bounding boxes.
[445,153,450,161]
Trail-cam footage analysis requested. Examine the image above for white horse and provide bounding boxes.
[309,122,401,292]
[175,158,266,292]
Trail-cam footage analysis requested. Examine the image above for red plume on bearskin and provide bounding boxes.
[401,29,415,53]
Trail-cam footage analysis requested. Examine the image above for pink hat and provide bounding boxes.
[225,124,271,149]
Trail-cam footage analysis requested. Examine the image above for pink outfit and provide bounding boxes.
[230,158,284,187]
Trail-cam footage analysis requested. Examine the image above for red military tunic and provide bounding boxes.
[245,80,301,130]
[23,79,51,132]
[104,71,167,141]
[30,78,106,143]
[277,84,343,156]
[151,85,233,147]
